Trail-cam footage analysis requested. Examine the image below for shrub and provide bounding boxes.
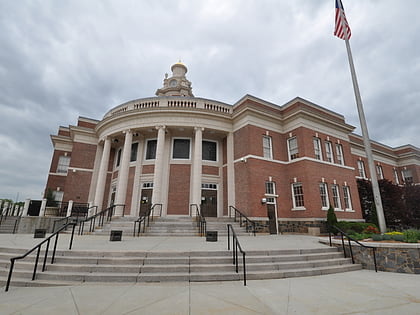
[336,221,378,234]
[403,230,419,243]
[363,225,379,234]
[326,205,338,233]
[372,234,383,241]
[392,234,405,242]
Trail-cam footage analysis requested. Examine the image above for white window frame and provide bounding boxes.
[263,135,273,159]
[393,168,400,185]
[402,169,413,184]
[343,185,353,211]
[145,139,157,160]
[319,183,329,210]
[357,160,366,178]
[313,137,322,160]
[336,144,344,165]
[172,138,191,160]
[325,141,334,163]
[202,140,218,162]
[331,184,342,210]
[291,183,305,210]
[57,156,71,173]
[53,190,64,202]
[287,137,299,161]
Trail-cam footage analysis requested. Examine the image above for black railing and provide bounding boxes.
[133,204,162,236]
[328,225,377,272]
[229,206,256,236]
[190,204,206,236]
[5,221,77,292]
[78,204,124,235]
[227,224,247,286]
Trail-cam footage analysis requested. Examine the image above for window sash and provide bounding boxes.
[130,143,139,162]
[357,160,366,178]
[57,156,70,173]
[376,165,384,179]
[145,140,157,160]
[313,138,322,160]
[265,182,275,195]
[202,141,217,161]
[288,137,299,160]
[263,136,273,159]
[331,185,341,209]
[343,186,352,209]
[173,139,190,159]
[336,144,344,165]
[292,183,304,207]
[325,141,333,163]
[319,183,329,208]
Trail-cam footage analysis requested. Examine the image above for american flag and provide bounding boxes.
[334,0,351,40]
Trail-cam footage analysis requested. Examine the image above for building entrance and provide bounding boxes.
[139,189,153,216]
[267,204,278,234]
[201,189,217,217]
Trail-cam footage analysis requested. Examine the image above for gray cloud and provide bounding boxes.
[0,0,419,200]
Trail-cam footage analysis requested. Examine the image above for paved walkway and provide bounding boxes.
[1,234,419,314]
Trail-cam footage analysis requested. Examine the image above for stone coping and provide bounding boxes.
[318,237,420,249]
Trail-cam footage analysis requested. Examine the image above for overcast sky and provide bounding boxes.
[1,0,419,201]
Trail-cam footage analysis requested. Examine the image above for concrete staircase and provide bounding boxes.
[0,246,361,288]
[0,216,20,234]
[89,216,250,237]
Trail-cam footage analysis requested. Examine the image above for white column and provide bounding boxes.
[93,137,111,211]
[115,130,133,216]
[88,142,104,205]
[39,198,47,217]
[131,136,144,216]
[66,200,73,217]
[151,126,166,206]
[227,132,236,215]
[192,127,203,208]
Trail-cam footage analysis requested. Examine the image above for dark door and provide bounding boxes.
[201,190,217,217]
[28,200,42,216]
[267,204,277,234]
[139,189,153,216]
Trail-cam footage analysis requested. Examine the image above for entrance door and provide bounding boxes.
[139,189,153,216]
[267,204,278,234]
[201,189,217,217]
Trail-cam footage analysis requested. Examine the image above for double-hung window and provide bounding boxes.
[288,137,299,160]
[343,186,352,210]
[292,183,305,209]
[357,160,366,178]
[57,156,70,173]
[336,144,344,165]
[319,183,329,209]
[202,140,217,161]
[263,136,273,159]
[331,184,341,210]
[145,139,157,160]
[376,165,384,180]
[313,138,322,160]
[325,141,333,163]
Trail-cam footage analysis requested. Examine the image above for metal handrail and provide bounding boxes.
[78,204,125,235]
[190,204,206,237]
[229,206,256,236]
[328,225,377,272]
[5,221,77,292]
[227,224,247,286]
[133,204,162,236]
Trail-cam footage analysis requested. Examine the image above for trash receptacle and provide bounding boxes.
[34,229,46,238]
[110,230,122,241]
[206,231,218,242]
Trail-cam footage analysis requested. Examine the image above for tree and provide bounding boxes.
[326,204,338,233]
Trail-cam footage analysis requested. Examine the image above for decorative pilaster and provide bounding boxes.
[151,126,166,206]
[93,137,111,211]
[130,135,144,216]
[115,130,133,216]
[227,132,236,215]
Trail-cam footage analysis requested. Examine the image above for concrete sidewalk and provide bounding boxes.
[1,270,419,314]
[1,234,419,314]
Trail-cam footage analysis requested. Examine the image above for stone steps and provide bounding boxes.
[0,216,19,234]
[0,246,361,288]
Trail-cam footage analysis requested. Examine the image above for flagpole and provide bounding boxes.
[340,11,387,233]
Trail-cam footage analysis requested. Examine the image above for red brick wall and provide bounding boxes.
[69,142,97,169]
[202,165,219,175]
[49,150,71,173]
[142,165,155,174]
[124,166,136,215]
[62,171,92,203]
[167,164,191,215]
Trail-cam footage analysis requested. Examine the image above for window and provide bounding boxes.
[292,183,305,208]
[336,144,344,165]
[313,138,322,160]
[319,183,329,209]
[53,190,64,202]
[288,137,299,160]
[172,139,190,159]
[130,143,139,162]
[402,169,413,184]
[202,141,217,161]
[357,160,366,178]
[343,186,352,210]
[376,165,384,180]
[57,156,70,173]
[202,183,217,190]
[263,136,273,159]
[142,182,154,188]
[325,141,333,163]
[145,139,157,160]
[116,148,122,167]
[331,184,341,209]
[393,168,400,185]
[265,181,275,195]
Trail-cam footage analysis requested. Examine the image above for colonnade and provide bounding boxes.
[91,126,236,217]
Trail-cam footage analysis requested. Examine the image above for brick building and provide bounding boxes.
[45,62,420,233]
